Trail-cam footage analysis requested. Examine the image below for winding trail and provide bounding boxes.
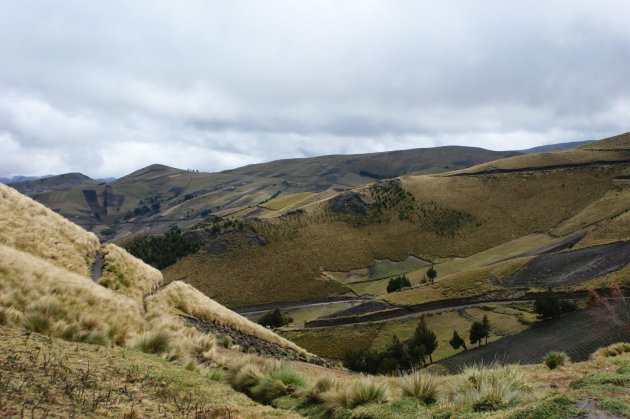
[91,249,105,282]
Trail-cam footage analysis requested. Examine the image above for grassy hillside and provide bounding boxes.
[165,144,630,306]
[25,146,518,240]
[2,157,630,418]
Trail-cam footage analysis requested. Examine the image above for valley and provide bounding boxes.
[1,132,629,418]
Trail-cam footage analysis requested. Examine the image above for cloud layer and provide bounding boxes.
[1,1,629,177]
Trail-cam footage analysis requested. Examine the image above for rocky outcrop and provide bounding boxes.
[183,225,267,255]
[328,191,371,215]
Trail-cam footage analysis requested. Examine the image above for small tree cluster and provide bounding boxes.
[344,315,438,374]
[534,289,577,320]
[386,274,411,293]
[426,266,437,284]
[469,315,491,348]
[126,226,199,269]
[257,308,292,328]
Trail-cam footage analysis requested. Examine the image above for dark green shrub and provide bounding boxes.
[544,351,569,369]
[387,274,411,293]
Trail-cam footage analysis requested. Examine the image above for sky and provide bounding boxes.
[1,1,629,178]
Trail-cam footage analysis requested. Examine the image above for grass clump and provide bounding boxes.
[226,362,264,394]
[347,377,388,408]
[592,342,630,358]
[446,364,530,412]
[130,331,172,355]
[544,351,569,369]
[22,311,52,334]
[300,375,339,405]
[205,369,224,382]
[251,366,307,404]
[398,371,440,404]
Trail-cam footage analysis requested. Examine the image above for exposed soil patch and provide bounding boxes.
[505,241,630,288]
[182,316,331,367]
[438,308,630,372]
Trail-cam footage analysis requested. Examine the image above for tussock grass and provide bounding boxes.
[146,281,307,353]
[397,371,440,404]
[98,243,162,301]
[445,364,531,412]
[300,374,340,405]
[227,362,265,394]
[130,331,172,355]
[320,376,388,413]
[592,342,630,359]
[0,184,99,277]
[0,243,147,346]
[251,366,307,404]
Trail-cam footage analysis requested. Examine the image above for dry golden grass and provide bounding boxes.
[0,243,147,346]
[98,243,163,301]
[166,164,625,307]
[386,257,530,306]
[577,211,630,248]
[262,192,313,211]
[449,148,629,175]
[0,184,99,277]
[146,281,306,352]
[581,131,630,150]
[0,325,292,418]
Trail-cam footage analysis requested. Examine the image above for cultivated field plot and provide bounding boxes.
[284,304,533,362]
[505,241,630,288]
[438,308,628,372]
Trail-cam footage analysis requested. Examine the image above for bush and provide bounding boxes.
[398,371,439,404]
[251,366,307,403]
[130,331,172,355]
[544,351,569,370]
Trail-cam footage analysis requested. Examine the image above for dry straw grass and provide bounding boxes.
[0,184,99,276]
[146,281,306,352]
[0,243,146,346]
[98,243,162,301]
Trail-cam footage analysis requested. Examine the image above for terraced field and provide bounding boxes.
[505,241,630,288]
[283,304,534,362]
[438,308,629,372]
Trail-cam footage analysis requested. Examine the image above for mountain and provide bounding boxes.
[18,145,519,240]
[10,172,99,196]
[0,174,53,184]
[520,140,594,153]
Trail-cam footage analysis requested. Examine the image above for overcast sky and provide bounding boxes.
[1,1,629,178]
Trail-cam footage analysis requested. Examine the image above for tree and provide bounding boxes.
[409,315,438,364]
[534,289,562,320]
[469,321,485,347]
[257,308,291,328]
[426,266,437,284]
[387,275,411,293]
[481,314,491,345]
[449,330,467,352]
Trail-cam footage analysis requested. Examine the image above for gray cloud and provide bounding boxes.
[0,0,629,178]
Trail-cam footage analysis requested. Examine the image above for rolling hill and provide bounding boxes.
[21,146,519,240]
[1,138,630,417]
